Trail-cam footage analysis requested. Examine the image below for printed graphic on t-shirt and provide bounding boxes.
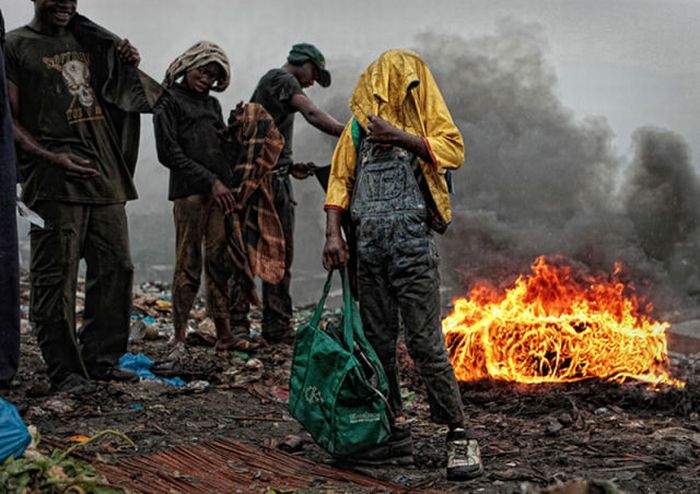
[42,51,104,125]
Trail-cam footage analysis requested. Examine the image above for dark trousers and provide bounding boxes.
[172,194,231,331]
[0,28,20,385]
[230,174,294,337]
[357,218,466,427]
[29,201,133,383]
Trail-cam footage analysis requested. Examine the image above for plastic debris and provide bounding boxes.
[119,353,186,387]
[0,398,31,463]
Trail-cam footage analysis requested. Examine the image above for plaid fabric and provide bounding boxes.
[224,103,285,305]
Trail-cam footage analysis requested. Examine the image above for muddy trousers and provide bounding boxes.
[29,201,133,384]
[351,142,465,428]
[357,220,466,427]
[172,194,232,332]
[229,174,294,338]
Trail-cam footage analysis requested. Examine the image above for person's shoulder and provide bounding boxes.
[5,26,33,46]
[154,88,180,113]
[258,68,296,85]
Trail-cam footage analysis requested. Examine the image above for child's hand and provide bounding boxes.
[211,179,236,213]
[232,100,245,120]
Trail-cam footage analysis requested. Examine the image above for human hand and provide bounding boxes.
[211,179,236,213]
[50,152,99,179]
[291,162,314,179]
[232,100,244,120]
[366,114,399,144]
[322,233,349,270]
[117,39,141,66]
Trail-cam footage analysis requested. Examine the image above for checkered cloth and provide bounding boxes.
[224,103,285,304]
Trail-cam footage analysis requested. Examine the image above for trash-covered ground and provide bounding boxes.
[3,279,700,493]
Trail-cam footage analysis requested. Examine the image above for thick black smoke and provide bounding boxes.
[407,21,700,313]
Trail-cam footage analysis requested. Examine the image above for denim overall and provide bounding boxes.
[350,141,465,427]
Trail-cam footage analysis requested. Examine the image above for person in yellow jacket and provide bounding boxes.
[322,49,483,480]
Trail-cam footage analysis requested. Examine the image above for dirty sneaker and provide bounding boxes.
[53,373,97,394]
[446,428,484,480]
[89,367,140,383]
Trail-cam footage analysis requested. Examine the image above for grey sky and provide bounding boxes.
[5,0,698,166]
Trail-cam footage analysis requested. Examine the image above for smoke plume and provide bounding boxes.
[409,21,700,313]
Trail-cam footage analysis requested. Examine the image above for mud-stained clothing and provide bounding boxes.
[0,10,20,385]
[153,84,233,200]
[351,141,466,427]
[6,19,157,384]
[230,176,293,337]
[171,195,232,330]
[29,201,133,382]
[232,68,304,336]
[153,83,234,330]
[5,26,136,207]
[325,49,464,227]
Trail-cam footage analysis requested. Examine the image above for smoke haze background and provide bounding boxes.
[5,1,700,313]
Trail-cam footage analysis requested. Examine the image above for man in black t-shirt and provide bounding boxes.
[231,43,344,344]
[6,0,159,392]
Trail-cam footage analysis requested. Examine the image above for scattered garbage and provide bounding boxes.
[0,427,134,493]
[184,380,210,393]
[119,353,186,387]
[520,479,624,494]
[277,434,305,453]
[0,398,31,463]
[42,399,76,416]
[651,426,700,446]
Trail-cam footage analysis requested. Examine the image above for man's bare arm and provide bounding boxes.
[322,208,349,270]
[290,93,344,137]
[366,114,432,163]
[8,80,98,178]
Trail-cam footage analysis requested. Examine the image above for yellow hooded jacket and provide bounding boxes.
[324,49,464,224]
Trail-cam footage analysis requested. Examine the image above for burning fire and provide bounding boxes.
[443,257,684,388]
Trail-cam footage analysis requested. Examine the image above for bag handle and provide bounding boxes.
[340,268,356,350]
[310,269,335,328]
[310,268,356,350]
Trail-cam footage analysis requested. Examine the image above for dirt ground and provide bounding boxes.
[3,283,700,493]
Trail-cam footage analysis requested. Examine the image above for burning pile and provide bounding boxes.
[443,257,684,388]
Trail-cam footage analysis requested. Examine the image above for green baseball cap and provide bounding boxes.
[287,43,331,87]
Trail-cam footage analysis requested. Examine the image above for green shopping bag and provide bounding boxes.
[289,268,391,456]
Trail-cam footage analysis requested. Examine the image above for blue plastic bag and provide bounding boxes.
[0,398,31,463]
[119,353,186,387]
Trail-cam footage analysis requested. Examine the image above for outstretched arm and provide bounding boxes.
[290,93,344,137]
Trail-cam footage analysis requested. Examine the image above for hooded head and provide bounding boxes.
[163,41,231,92]
[349,49,435,133]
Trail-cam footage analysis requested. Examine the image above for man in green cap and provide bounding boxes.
[230,43,344,344]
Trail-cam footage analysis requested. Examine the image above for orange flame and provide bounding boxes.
[443,256,684,388]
